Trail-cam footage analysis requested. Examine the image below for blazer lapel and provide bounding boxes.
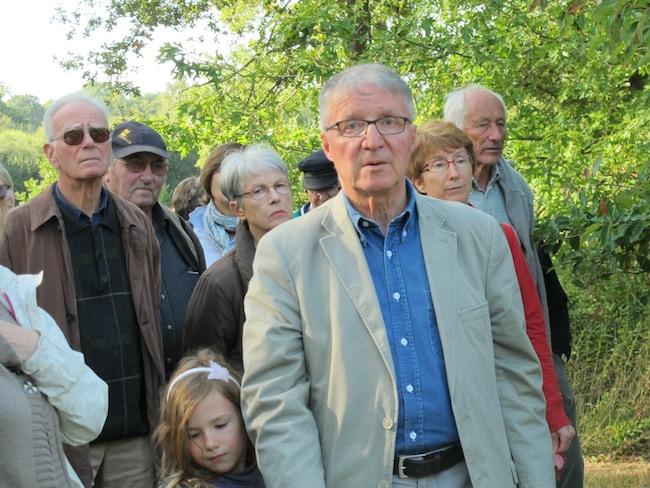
[319,196,395,378]
[416,196,459,394]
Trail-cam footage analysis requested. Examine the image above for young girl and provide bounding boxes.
[155,349,265,488]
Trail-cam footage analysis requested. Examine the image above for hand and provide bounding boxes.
[551,424,576,454]
[0,320,40,363]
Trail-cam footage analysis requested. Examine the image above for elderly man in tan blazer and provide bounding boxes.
[241,64,555,488]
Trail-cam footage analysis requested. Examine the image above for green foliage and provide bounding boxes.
[18,156,58,203]
[538,164,650,281]
[559,266,650,457]
[0,129,44,194]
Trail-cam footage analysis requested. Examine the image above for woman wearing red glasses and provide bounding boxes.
[408,120,574,473]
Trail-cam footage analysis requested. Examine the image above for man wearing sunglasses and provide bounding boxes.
[106,120,205,379]
[0,93,164,488]
[292,149,340,217]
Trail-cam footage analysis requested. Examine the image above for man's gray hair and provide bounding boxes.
[219,143,288,202]
[43,92,109,141]
[443,85,507,130]
[319,64,416,131]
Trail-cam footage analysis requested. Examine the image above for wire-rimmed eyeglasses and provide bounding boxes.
[326,116,410,138]
[422,156,471,175]
[236,181,291,201]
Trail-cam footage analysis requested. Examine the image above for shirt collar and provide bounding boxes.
[472,162,501,191]
[341,180,417,243]
[151,202,167,230]
[53,183,108,226]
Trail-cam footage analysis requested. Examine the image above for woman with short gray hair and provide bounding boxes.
[183,144,292,370]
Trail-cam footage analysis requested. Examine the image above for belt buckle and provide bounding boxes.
[396,452,428,479]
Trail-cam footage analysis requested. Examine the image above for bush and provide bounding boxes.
[557,265,650,458]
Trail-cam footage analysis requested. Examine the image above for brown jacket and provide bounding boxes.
[0,185,164,487]
[182,221,255,372]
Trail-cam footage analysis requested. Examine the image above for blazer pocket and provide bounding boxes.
[458,301,489,321]
[457,301,491,347]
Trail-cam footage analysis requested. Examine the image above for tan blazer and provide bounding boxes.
[241,191,554,488]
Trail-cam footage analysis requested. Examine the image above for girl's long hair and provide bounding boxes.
[153,349,244,488]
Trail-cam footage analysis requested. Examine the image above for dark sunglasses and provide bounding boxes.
[52,127,111,146]
[116,158,169,176]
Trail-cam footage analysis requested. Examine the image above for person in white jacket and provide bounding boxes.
[0,265,108,487]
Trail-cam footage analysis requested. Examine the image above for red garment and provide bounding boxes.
[502,223,571,432]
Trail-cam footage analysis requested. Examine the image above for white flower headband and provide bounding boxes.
[166,361,241,401]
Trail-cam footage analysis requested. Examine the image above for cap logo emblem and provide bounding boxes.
[118,128,133,144]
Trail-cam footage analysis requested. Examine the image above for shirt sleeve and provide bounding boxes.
[22,307,108,446]
[501,223,570,432]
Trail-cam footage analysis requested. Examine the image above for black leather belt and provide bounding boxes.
[393,443,464,479]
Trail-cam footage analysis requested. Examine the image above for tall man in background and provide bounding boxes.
[241,64,555,488]
[444,85,583,487]
[0,94,164,487]
[106,120,205,378]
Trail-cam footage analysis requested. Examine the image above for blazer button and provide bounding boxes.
[382,417,393,430]
[66,313,75,323]
[23,379,39,394]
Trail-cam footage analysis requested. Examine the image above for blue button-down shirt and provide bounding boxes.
[343,183,458,454]
[54,183,108,228]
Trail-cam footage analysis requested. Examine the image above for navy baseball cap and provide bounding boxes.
[112,121,168,159]
[297,150,338,190]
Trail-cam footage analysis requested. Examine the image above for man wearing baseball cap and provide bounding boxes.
[293,149,340,217]
[106,121,205,379]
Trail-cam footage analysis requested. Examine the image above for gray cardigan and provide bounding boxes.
[494,157,550,337]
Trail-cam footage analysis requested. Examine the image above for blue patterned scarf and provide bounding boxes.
[202,200,238,256]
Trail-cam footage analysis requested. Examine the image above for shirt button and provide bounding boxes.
[362,220,370,228]
[400,337,408,346]
[100,276,108,284]
[382,417,393,430]
[386,250,392,258]
[410,431,417,441]
[167,324,172,330]
[393,292,400,301]
[402,230,407,237]
[161,294,166,300]
[166,357,171,363]
[406,384,414,393]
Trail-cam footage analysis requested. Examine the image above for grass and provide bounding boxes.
[585,458,650,488]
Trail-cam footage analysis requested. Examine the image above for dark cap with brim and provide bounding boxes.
[112,121,168,160]
[298,150,338,190]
